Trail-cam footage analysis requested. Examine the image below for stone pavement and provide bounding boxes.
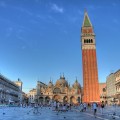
[74,105,120,120]
[0,106,120,120]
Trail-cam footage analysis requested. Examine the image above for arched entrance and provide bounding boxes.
[45,96,50,104]
[63,96,68,103]
[39,97,43,104]
[78,97,80,103]
[70,96,75,104]
[53,95,61,102]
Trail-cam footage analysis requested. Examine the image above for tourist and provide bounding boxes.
[33,104,39,114]
[80,103,84,112]
[101,102,105,115]
[92,102,97,118]
[87,103,91,111]
[62,104,67,112]
[53,101,57,111]
[57,102,60,111]
[83,102,87,111]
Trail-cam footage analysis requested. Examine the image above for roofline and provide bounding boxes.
[114,69,120,74]
[0,74,19,88]
[37,81,47,86]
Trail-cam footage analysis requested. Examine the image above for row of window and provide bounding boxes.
[84,39,93,43]
[29,97,34,99]
[29,95,34,97]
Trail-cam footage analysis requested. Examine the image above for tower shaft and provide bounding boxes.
[81,11,100,103]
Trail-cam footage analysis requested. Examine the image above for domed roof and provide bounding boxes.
[72,79,81,89]
[56,75,68,87]
[48,80,53,88]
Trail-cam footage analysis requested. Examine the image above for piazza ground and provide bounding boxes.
[0,106,120,120]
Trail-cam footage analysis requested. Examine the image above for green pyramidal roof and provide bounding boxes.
[83,12,92,27]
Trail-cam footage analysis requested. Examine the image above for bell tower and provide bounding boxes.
[81,11,100,103]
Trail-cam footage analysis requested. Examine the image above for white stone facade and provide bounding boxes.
[0,74,20,104]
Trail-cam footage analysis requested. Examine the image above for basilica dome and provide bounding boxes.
[48,80,53,88]
[72,79,81,89]
[55,75,68,87]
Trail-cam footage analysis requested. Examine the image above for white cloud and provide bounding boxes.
[51,3,64,13]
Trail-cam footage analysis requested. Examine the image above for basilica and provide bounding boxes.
[28,75,82,104]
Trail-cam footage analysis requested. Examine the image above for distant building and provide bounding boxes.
[114,70,120,104]
[27,89,36,103]
[14,78,23,103]
[22,92,28,104]
[0,74,20,104]
[106,73,116,105]
[99,83,107,103]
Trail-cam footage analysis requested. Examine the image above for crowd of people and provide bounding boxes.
[78,102,105,117]
[50,100,106,118]
[51,101,72,111]
[3,100,106,117]
[31,101,106,115]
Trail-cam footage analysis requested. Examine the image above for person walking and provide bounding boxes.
[101,102,105,115]
[93,102,97,118]
[80,103,84,112]
[83,103,87,111]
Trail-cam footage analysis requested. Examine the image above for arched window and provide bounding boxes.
[103,88,106,92]
[91,39,93,43]
[89,39,91,43]
[84,39,86,43]
[53,88,61,94]
[86,39,89,43]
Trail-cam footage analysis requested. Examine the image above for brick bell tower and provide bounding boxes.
[81,11,100,103]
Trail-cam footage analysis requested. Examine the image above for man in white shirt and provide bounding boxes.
[93,102,97,118]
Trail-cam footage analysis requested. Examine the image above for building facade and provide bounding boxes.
[106,73,116,105]
[99,83,107,103]
[33,75,82,104]
[27,89,36,103]
[22,92,28,104]
[114,70,120,104]
[14,79,23,103]
[0,74,20,104]
[81,11,100,103]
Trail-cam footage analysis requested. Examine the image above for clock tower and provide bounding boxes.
[81,11,100,103]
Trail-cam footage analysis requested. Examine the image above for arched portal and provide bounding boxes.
[53,95,61,102]
[78,97,80,103]
[70,96,76,104]
[63,96,68,103]
[45,96,50,104]
[39,97,43,104]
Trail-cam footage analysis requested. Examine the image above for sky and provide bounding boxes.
[0,0,120,93]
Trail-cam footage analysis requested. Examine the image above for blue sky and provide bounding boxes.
[0,0,120,93]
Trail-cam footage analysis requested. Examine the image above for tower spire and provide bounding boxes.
[82,11,92,27]
[81,10,100,103]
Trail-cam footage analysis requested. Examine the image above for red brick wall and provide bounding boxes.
[82,49,100,103]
